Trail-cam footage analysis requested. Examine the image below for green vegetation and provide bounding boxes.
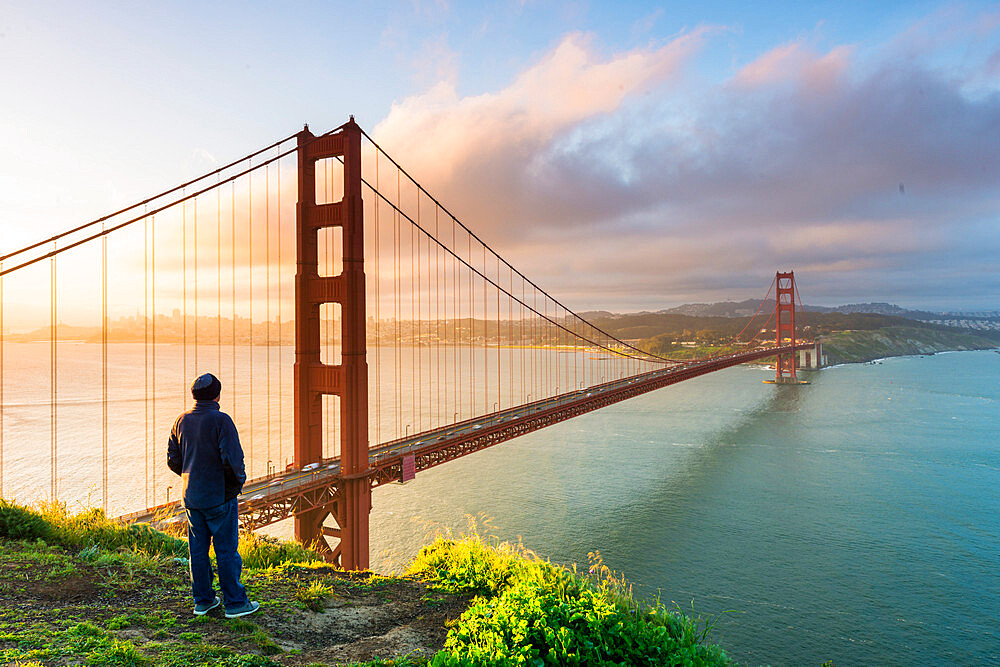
[819,326,999,364]
[589,308,1000,364]
[295,580,333,611]
[1,500,730,665]
[640,339,745,359]
[237,530,320,570]
[410,536,729,666]
[0,499,187,557]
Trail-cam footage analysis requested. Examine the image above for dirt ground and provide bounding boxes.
[244,566,470,664]
[0,539,471,666]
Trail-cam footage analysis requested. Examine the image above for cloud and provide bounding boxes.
[374,29,714,185]
[368,14,1000,310]
[731,40,852,93]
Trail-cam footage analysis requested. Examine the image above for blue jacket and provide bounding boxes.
[166,400,246,509]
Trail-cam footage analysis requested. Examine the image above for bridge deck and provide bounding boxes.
[120,343,813,531]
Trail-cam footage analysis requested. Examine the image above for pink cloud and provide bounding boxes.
[732,41,853,94]
[373,29,715,185]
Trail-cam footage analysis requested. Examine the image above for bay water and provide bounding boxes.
[2,345,998,664]
[369,350,1000,665]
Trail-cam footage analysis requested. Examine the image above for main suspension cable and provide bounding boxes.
[0,133,298,264]
[357,128,673,364]
[1,124,351,279]
[728,274,777,344]
[360,175,663,365]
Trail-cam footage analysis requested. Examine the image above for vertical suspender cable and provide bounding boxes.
[452,217,457,422]
[571,304,583,389]
[50,247,57,501]
[435,207,440,429]
[546,298,550,396]
[483,244,487,413]
[533,288,537,401]
[266,163,271,469]
[468,233,474,417]
[277,152,283,465]
[248,162,254,470]
[194,198,198,372]
[374,146,380,446]
[231,182,237,419]
[182,199,187,406]
[218,177,222,374]
[394,170,400,439]
[102,229,108,513]
[481,243,486,413]
[557,306,562,393]
[496,253,501,411]
[144,213,149,508]
[416,192,421,432]
[410,193,415,433]
[151,215,156,504]
[0,262,4,498]
[521,277,525,404]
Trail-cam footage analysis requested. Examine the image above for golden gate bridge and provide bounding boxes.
[0,118,816,569]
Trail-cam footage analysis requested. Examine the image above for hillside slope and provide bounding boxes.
[820,326,998,364]
[0,501,731,666]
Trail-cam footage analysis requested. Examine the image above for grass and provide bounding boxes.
[1,619,150,666]
[0,499,295,666]
[0,591,283,666]
[295,579,334,611]
[1,499,733,665]
[238,530,323,570]
[0,499,187,558]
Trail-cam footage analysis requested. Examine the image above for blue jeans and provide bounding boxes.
[185,498,248,609]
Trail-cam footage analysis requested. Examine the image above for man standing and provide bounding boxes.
[167,373,259,618]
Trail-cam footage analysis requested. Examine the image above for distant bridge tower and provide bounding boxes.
[294,118,371,570]
[774,271,799,384]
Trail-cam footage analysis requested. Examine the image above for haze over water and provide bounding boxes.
[2,346,998,663]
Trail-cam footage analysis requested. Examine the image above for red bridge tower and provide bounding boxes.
[294,119,370,570]
[774,270,799,384]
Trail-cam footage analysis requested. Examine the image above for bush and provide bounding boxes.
[38,503,187,557]
[0,499,51,541]
[409,536,533,596]
[415,538,730,667]
[0,499,186,560]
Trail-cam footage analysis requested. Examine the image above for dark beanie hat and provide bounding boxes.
[191,373,222,401]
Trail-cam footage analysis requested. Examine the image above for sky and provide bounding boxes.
[1,0,999,312]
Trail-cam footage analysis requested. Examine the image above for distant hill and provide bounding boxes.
[587,311,935,344]
[653,300,1000,326]
[656,299,771,318]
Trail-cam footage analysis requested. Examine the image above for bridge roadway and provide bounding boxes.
[121,343,813,532]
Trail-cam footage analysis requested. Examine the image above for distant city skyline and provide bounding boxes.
[1,1,998,310]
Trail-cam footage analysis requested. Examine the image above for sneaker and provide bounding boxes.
[193,596,221,616]
[224,601,260,619]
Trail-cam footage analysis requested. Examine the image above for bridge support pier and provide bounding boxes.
[798,342,824,369]
[294,118,371,570]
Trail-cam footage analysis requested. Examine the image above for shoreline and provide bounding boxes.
[816,326,999,365]
[810,346,999,371]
